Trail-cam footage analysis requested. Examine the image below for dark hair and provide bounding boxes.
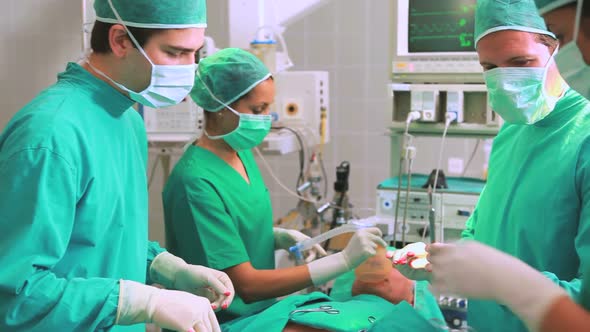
[535,33,559,52]
[90,21,164,54]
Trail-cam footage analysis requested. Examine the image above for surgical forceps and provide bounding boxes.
[290,305,340,316]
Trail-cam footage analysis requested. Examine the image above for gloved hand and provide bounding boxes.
[150,251,234,310]
[117,280,220,332]
[273,227,327,263]
[427,241,567,332]
[307,227,387,286]
[392,242,432,281]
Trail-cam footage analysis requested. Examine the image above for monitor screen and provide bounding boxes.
[408,0,476,53]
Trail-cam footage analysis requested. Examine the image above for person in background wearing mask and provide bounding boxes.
[0,1,234,331]
[162,48,393,328]
[537,0,590,98]
[394,0,590,331]
[401,1,590,331]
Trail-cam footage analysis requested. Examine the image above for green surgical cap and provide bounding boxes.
[475,0,555,46]
[191,48,271,112]
[94,0,207,29]
[535,0,577,15]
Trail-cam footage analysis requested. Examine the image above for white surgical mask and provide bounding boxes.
[555,0,590,100]
[484,48,563,124]
[90,0,196,109]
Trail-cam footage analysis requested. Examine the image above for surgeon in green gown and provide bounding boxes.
[394,1,590,331]
[396,0,590,331]
[461,1,590,330]
[0,1,235,331]
[162,48,397,329]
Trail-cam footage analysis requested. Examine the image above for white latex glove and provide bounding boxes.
[273,227,327,263]
[428,241,567,332]
[150,252,234,310]
[117,280,220,332]
[307,227,387,286]
[392,242,432,281]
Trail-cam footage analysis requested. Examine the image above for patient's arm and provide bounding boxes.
[351,267,415,305]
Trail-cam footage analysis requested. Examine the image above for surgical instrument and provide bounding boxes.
[290,305,340,316]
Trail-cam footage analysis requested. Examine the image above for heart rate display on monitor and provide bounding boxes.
[408,0,476,53]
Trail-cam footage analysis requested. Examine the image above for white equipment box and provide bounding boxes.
[142,99,204,143]
[375,175,484,243]
[261,71,330,154]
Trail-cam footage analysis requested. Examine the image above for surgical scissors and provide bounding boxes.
[290,305,340,315]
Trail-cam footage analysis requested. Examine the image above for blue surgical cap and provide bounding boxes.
[94,0,207,29]
[191,48,271,112]
[475,0,556,46]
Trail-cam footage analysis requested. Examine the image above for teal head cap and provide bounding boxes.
[534,0,577,15]
[94,0,207,29]
[191,48,271,112]
[475,0,556,47]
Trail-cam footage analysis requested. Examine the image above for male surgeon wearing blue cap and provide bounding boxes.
[415,1,590,331]
[395,0,590,331]
[0,1,234,331]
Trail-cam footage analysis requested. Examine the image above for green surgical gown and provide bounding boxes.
[163,146,276,324]
[221,292,436,332]
[462,88,590,331]
[0,63,164,332]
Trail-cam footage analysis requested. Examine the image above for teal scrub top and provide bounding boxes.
[0,63,164,332]
[163,146,276,324]
[462,88,590,331]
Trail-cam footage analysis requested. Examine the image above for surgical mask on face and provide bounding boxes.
[197,72,272,151]
[555,0,590,100]
[90,0,196,108]
[483,48,562,124]
[206,106,272,152]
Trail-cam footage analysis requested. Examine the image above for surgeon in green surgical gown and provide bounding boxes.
[461,1,590,328]
[408,0,590,331]
[162,48,396,329]
[0,1,235,331]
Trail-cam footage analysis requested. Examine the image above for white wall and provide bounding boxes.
[259,0,396,218]
[0,1,82,129]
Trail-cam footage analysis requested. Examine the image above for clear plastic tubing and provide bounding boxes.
[289,224,362,260]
